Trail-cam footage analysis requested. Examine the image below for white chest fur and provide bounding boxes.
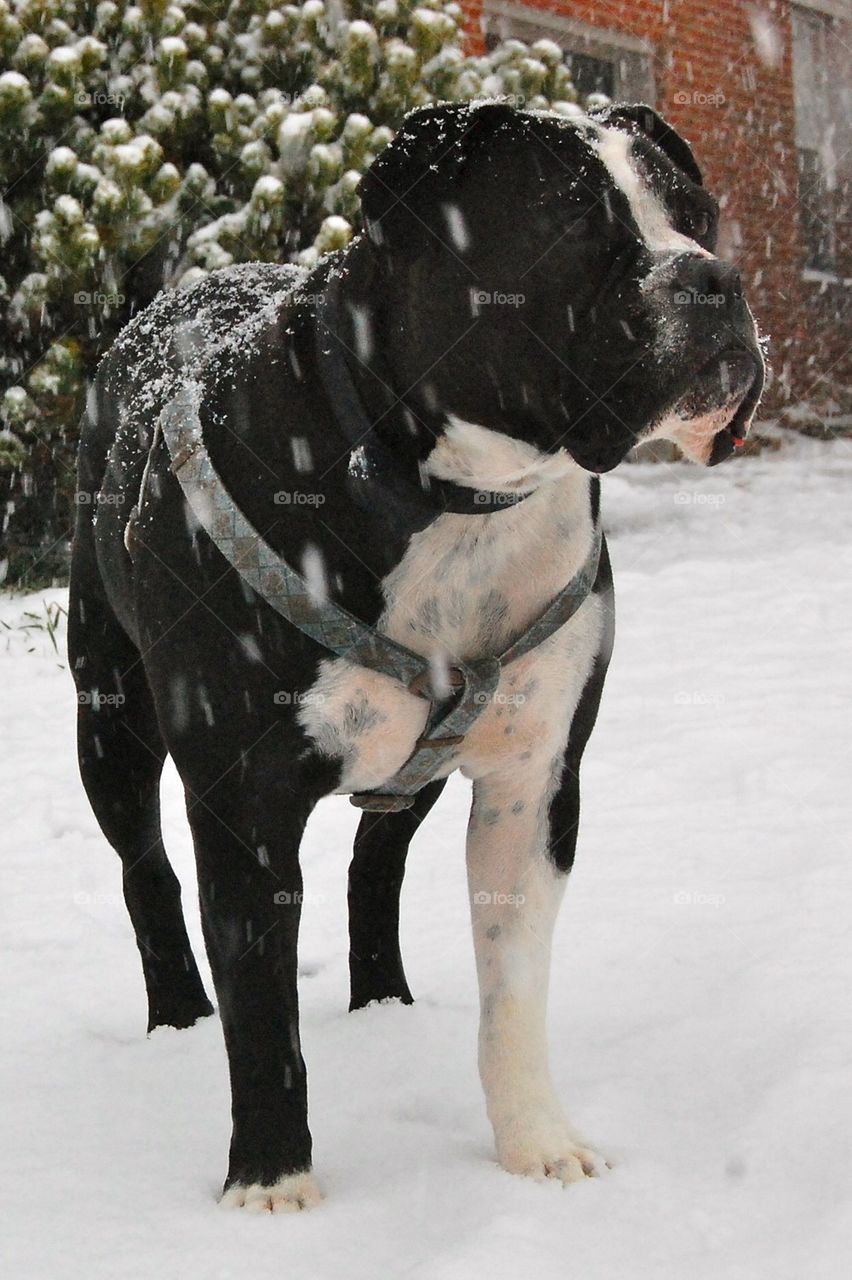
[297,423,606,794]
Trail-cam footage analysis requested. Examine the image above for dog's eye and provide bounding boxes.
[686,210,713,241]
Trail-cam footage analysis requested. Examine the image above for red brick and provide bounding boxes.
[463,0,852,404]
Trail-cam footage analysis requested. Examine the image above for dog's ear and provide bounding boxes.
[590,103,703,187]
[358,101,520,251]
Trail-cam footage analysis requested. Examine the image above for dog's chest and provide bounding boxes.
[298,473,603,793]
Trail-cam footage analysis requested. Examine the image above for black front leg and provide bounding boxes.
[348,778,446,1010]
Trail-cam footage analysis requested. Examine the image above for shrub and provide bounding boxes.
[0,0,589,585]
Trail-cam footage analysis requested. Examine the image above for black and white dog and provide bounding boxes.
[69,102,764,1210]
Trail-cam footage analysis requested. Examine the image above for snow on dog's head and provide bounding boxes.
[357,100,764,479]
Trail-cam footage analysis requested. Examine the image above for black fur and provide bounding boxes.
[348,778,447,1010]
[69,101,762,1199]
[548,541,615,874]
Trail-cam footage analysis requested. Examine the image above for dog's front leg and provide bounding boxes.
[186,779,323,1213]
[466,766,605,1184]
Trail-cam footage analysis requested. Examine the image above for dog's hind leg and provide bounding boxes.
[68,586,214,1032]
[348,778,446,1010]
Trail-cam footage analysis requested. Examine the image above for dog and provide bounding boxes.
[69,101,764,1211]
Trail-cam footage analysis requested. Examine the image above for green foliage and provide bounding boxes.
[0,0,586,585]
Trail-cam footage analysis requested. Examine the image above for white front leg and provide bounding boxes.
[466,766,606,1184]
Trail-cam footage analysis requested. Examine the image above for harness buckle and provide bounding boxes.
[408,666,465,701]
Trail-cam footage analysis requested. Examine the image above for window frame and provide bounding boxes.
[790,2,844,275]
[480,0,657,105]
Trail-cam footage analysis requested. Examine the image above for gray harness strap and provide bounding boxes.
[368,522,603,809]
[161,385,430,688]
[160,382,602,812]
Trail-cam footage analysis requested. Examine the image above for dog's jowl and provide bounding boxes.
[69,102,764,1210]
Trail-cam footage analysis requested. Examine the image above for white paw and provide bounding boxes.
[497,1131,609,1185]
[219,1170,323,1213]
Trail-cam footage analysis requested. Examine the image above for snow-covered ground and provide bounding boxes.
[2,436,851,1279]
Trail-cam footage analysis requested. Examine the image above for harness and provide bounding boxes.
[157,288,603,812]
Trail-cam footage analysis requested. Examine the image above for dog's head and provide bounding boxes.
[357,101,764,475]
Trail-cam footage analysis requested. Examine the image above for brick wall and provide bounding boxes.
[463,0,851,412]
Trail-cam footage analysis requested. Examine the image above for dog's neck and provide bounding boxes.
[425,415,582,494]
[318,240,443,464]
[321,240,587,505]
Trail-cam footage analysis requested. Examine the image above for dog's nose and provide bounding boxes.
[671,256,743,308]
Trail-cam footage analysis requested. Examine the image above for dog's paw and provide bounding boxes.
[219,1170,323,1214]
[497,1133,609,1185]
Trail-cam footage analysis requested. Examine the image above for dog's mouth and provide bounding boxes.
[662,346,764,466]
[707,355,764,464]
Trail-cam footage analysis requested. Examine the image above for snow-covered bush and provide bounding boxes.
[0,0,590,585]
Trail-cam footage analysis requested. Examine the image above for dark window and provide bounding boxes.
[480,5,655,103]
[791,7,839,272]
[565,52,615,99]
[798,148,835,272]
[482,36,615,100]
